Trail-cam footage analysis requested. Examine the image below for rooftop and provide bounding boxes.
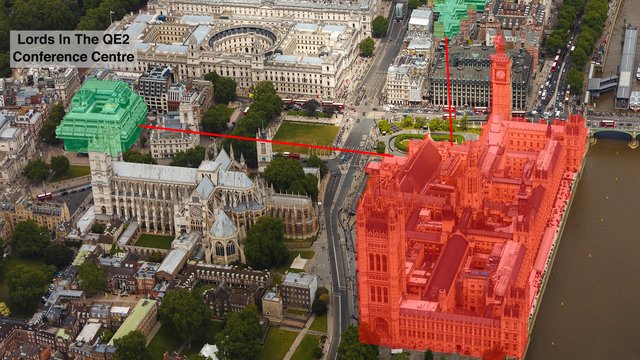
[109,299,157,345]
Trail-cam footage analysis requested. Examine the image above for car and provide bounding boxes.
[373,107,379,111]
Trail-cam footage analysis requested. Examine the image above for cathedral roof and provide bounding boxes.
[218,171,253,188]
[399,140,442,193]
[194,176,215,199]
[112,161,197,184]
[214,148,232,171]
[209,211,237,238]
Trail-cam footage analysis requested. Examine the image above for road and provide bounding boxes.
[325,108,379,359]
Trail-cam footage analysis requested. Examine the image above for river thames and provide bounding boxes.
[527,137,640,359]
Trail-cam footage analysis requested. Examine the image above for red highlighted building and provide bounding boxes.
[356,34,587,358]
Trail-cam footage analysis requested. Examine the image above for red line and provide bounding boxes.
[445,36,453,146]
[139,124,394,157]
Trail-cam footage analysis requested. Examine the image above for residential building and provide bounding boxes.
[0,115,36,184]
[0,193,71,241]
[108,299,158,346]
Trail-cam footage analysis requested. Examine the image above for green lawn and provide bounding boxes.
[291,334,321,360]
[309,314,327,333]
[286,308,308,316]
[258,327,298,360]
[431,134,465,144]
[180,321,224,358]
[0,257,49,318]
[287,110,333,119]
[289,250,315,260]
[147,323,183,360]
[135,234,174,249]
[50,165,91,182]
[272,122,339,154]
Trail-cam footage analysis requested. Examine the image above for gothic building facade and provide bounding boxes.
[89,146,318,265]
[357,34,587,359]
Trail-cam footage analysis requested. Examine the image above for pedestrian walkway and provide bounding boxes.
[282,314,316,360]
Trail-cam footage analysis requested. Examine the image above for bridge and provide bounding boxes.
[586,118,640,148]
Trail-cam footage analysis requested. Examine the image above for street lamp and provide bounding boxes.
[109,10,115,25]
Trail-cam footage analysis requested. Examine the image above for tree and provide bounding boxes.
[158,289,212,347]
[376,141,386,154]
[7,264,55,312]
[139,134,147,148]
[0,302,10,317]
[545,32,564,55]
[337,326,378,360]
[572,46,588,69]
[243,216,289,270]
[304,99,321,115]
[77,261,106,296]
[424,349,434,360]
[114,330,149,360]
[304,173,319,201]
[22,159,50,181]
[50,155,70,176]
[11,220,50,258]
[170,146,206,168]
[100,329,114,343]
[312,298,328,315]
[123,150,157,164]
[147,252,164,263]
[43,244,74,268]
[91,223,106,234]
[306,155,328,178]
[378,119,392,133]
[408,0,425,10]
[40,119,61,145]
[359,37,375,57]
[264,157,306,192]
[216,305,262,360]
[214,77,238,104]
[371,15,389,38]
[201,104,233,134]
[566,67,584,94]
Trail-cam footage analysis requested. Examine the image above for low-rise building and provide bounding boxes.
[108,299,158,346]
[0,192,71,242]
[280,272,318,310]
[204,283,258,319]
[0,115,36,185]
[261,290,283,322]
[150,108,199,159]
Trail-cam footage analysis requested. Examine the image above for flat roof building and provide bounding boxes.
[108,299,158,345]
[615,26,638,109]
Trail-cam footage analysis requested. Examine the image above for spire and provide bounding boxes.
[494,32,505,53]
[240,152,245,165]
[204,145,210,161]
[546,121,552,138]
[230,144,235,160]
[213,142,218,159]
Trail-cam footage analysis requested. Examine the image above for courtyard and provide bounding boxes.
[272,121,339,154]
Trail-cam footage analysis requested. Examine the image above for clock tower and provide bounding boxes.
[490,33,512,120]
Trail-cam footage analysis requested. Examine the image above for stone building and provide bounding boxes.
[280,272,318,310]
[357,34,587,359]
[0,115,36,185]
[429,43,532,110]
[0,193,71,241]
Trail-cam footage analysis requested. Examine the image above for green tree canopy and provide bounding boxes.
[43,243,74,268]
[243,216,289,270]
[215,305,262,360]
[376,141,386,154]
[123,150,157,164]
[158,288,212,346]
[264,157,306,192]
[114,330,149,360]
[304,99,321,115]
[306,155,328,178]
[11,220,50,258]
[337,326,379,360]
[201,104,233,134]
[566,67,584,94]
[91,223,106,234]
[23,159,50,181]
[205,71,237,104]
[50,155,70,176]
[40,120,61,145]
[359,37,375,57]
[407,0,426,10]
[371,15,389,38]
[7,264,55,312]
[77,261,106,296]
[170,146,206,168]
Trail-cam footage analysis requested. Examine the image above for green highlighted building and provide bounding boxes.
[433,0,488,38]
[56,79,147,157]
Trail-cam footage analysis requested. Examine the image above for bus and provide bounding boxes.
[442,113,457,120]
[511,111,526,118]
[37,193,53,201]
[554,55,560,63]
[551,61,558,72]
[473,106,488,114]
[332,103,345,112]
[282,152,301,159]
[443,105,456,113]
[599,120,615,128]
[394,3,405,21]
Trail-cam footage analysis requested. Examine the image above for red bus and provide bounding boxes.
[443,105,456,113]
[442,113,457,120]
[473,106,488,114]
[283,152,301,159]
[37,193,53,201]
[332,103,345,112]
[294,99,306,106]
[551,61,558,72]
[599,120,615,128]
[511,111,526,117]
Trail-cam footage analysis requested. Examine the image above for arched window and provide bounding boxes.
[382,255,387,272]
[376,254,381,271]
[377,287,382,302]
[370,286,375,301]
[215,242,224,256]
[226,241,235,255]
[383,288,389,303]
[369,254,374,271]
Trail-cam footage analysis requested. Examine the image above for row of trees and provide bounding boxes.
[201,104,234,134]
[123,150,157,164]
[40,103,66,145]
[23,155,70,181]
[545,0,609,94]
[371,16,389,38]
[224,81,283,167]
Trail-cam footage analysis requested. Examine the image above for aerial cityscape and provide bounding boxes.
[0,0,638,358]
